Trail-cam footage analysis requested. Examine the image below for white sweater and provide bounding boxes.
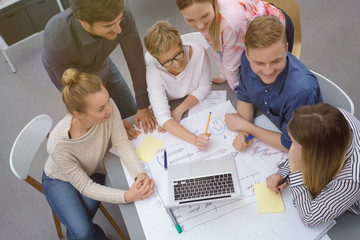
[44,99,144,204]
[146,42,211,126]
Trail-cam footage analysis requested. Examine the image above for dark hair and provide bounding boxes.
[70,0,124,24]
[288,103,351,198]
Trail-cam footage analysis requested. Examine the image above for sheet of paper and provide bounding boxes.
[110,101,335,240]
[188,90,226,116]
[272,188,336,240]
[135,136,164,163]
[254,183,285,214]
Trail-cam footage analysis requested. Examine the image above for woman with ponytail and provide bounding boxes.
[42,68,154,240]
[266,103,360,226]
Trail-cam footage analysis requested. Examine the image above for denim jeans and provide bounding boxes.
[105,59,137,119]
[42,172,109,240]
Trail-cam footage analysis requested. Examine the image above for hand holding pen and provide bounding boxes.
[266,174,289,194]
[232,131,253,151]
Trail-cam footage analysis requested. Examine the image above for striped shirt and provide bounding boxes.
[277,109,360,226]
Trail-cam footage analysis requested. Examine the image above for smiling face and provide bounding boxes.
[80,12,123,40]
[180,1,215,33]
[81,85,113,124]
[157,41,186,75]
[246,39,288,85]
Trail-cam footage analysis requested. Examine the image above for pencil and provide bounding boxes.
[205,112,211,134]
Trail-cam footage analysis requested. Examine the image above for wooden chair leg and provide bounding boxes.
[52,211,63,239]
[99,204,128,240]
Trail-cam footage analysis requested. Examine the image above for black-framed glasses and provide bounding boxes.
[158,48,185,68]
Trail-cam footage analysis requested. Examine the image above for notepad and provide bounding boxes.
[254,182,285,214]
[136,136,164,163]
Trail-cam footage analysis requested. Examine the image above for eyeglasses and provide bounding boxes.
[158,48,185,68]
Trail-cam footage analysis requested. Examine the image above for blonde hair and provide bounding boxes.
[144,20,181,58]
[245,15,287,51]
[288,103,351,198]
[62,68,103,114]
[176,0,220,50]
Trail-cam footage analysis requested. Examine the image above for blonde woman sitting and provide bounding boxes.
[42,68,154,240]
[144,21,211,150]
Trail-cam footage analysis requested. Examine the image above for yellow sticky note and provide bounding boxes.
[136,136,164,163]
[254,182,285,214]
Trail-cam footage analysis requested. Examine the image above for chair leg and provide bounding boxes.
[52,211,63,239]
[99,203,128,240]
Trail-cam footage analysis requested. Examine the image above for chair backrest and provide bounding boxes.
[265,0,302,59]
[9,114,52,180]
[181,32,209,49]
[311,70,355,115]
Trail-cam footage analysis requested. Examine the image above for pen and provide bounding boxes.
[245,134,253,142]
[164,150,167,169]
[277,174,289,187]
[166,207,183,233]
[205,112,211,134]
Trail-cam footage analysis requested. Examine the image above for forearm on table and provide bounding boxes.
[175,95,199,114]
[162,119,197,146]
[236,100,254,122]
[244,123,287,152]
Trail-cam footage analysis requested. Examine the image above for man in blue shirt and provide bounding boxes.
[225,16,322,152]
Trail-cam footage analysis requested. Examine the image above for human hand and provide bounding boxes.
[266,174,288,194]
[171,107,184,123]
[211,75,226,84]
[288,143,302,173]
[157,125,166,133]
[134,108,157,134]
[196,133,211,150]
[232,131,253,151]
[135,173,155,200]
[123,120,141,140]
[124,173,154,202]
[224,113,245,131]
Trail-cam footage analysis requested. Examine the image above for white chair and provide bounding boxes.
[312,70,354,115]
[180,32,209,49]
[9,114,127,239]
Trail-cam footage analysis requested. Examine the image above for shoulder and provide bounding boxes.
[48,114,72,145]
[43,9,75,51]
[286,53,319,89]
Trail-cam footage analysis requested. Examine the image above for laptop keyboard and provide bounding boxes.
[173,173,235,201]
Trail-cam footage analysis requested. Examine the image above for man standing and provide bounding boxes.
[225,16,322,152]
[42,0,156,137]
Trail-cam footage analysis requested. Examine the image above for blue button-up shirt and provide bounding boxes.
[237,52,323,149]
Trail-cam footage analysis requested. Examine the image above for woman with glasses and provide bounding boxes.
[144,20,211,150]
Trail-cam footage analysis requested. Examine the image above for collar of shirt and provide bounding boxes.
[72,18,99,47]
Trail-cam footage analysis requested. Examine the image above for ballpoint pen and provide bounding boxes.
[245,134,253,142]
[166,207,182,233]
[164,149,167,169]
[277,174,289,187]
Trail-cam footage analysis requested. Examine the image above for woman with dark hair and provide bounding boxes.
[267,103,360,226]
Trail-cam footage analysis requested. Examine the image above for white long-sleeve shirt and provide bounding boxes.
[146,42,211,126]
[44,99,144,204]
[277,109,360,226]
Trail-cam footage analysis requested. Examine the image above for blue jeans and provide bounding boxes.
[42,172,109,240]
[105,59,137,119]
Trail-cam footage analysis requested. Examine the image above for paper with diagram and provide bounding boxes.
[110,100,334,239]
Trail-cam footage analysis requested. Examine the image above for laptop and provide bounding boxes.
[168,156,243,206]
